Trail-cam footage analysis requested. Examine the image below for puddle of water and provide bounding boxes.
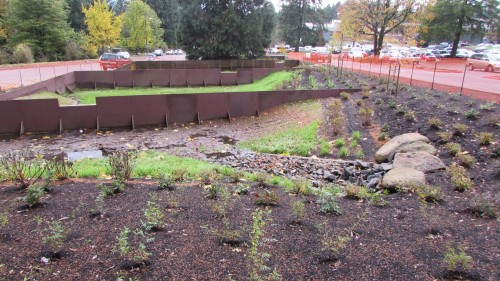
[205,151,234,159]
[218,136,237,145]
[67,150,104,161]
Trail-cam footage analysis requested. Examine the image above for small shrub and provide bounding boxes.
[444,142,462,156]
[254,190,279,206]
[380,123,390,132]
[416,185,442,203]
[375,98,383,105]
[453,124,469,136]
[340,92,349,100]
[158,174,175,191]
[0,151,46,189]
[350,140,358,148]
[338,147,349,158]
[378,132,389,141]
[358,105,374,126]
[387,99,397,108]
[478,132,492,145]
[455,153,475,168]
[205,183,224,199]
[369,191,388,207]
[199,169,218,186]
[345,184,369,200]
[96,180,126,197]
[479,102,495,111]
[115,227,151,263]
[142,193,164,232]
[12,43,34,64]
[449,163,473,191]
[291,200,306,223]
[437,131,453,143]
[234,184,250,195]
[404,110,416,122]
[319,194,342,215]
[355,99,363,106]
[468,196,497,218]
[25,183,46,207]
[172,168,187,182]
[463,109,479,119]
[361,90,370,99]
[41,221,66,255]
[47,153,75,181]
[228,170,245,183]
[443,244,472,271]
[252,172,271,187]
[331,116,345,135]
[107,151,137,182]
[319,140,331,156]
[352,131,361,141]
[355,149,364,159]
[289,178,313,196]
[427,118,442,129]
[396,105,408,114]
[334,138,346,148]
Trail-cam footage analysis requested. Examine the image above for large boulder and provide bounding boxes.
[375,133,429,163]
[393,151,446,173]
[387,141,437,161]
[382,167,425,190]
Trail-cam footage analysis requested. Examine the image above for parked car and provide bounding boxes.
[154,49,164,56]
[117,51,130,59]
[419,52,437,62]
[166,49,175,55]
[99,53,132,70]
[467,53,500,72]
[268,47,279,54]
[347,50,366,58]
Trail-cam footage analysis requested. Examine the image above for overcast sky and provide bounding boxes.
[269,0,345,11]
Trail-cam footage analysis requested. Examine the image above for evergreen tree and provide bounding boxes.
[6,0,74,60]
[145,0,179,47]
[66,0,92,32]
[0,0,8,45]
[322,3,338,22]
[279,0,323,51]
[178,0,275,60]
[121,0,163,53]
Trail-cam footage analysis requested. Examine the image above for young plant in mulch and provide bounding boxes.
[108,150,137,182]
[254,189,280,206]
[415,185,443,204]
[141,193,165,232]
[89,192,108,219]
[115,227,153,270]
[442,243,476,280]
[358,105,374,126]
[203,186,243,246]
[318,194,342,215]
[287,177,313,196]
[204,183,224,200]
[247,208,282,281]
[0,150,46,189]
[467,196,497,218]
[96,180,126,198]
[437,131,453,143]
[444,142,462,156]
[171,167,188,182]
[46,152,75,181]
[478,132,493,145]
[40,220,67,261]
[23,183,46,208]
[345,184,388,207]
[427,117,443,129]
[290,199,306,225]
[198,169,219,186]
[158,174,176,191]
[453,123,469,136]
[316,209,368,263]
[251,172,272,188]
[449,163,473,192]
[455,153,476,168]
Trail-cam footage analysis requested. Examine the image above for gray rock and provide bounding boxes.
[392,151,446,173]
[355,160,372,169]
[387,141,437,161]
[366,177,380,189]
[382,167,425,189]
[375,133,429,163]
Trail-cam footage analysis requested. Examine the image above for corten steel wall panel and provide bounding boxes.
[61,105,98,130]
[198,93,229,120]
[220,60,231,70]
[265,60,276,68]
[134,62,148,70]
[275,62,285,70]
[237,69,253,84]
[148,61,162,70]
[228,92,258,117]
[208,60,221,69]
[150,70,171,87]
[252,68,269,80]
[284,60,300,68]
[167,95,197,123]
[242,60,254,68]
[221,73,238,86]
[185,61,200,69]
[0,101,22,133]
[160,61,172,69]
[19,99,61,132]
[203,69,222,85]
[114,71,134,87]
[170,69,188,86]
[258,91,287,112]
[173,61,187,69]
[131,70,155,87]
[75,71,98,88]
[96,96,133,128]
[198,61,209,69]
[0,81,50,101]
[63,72,76,91]
[186,69,204,86]
[95,71,115,88]
[130,95,168,126]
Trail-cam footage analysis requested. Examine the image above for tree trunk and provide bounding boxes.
[451,0,468,58]
[295,0,306,52]
[373,33,378,56]
[376,31,385,56]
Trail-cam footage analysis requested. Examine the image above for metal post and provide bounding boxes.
[386,63,392,93]
[395,63,401,95]
[53,66,56,78]
[379,59,383,77]
[431,62,438,90]
[460,64,467,93]
[351,57,354,71]
[90,63,93,71]
[359,59,362,73]
[39,67,42,82]
[66,64,69,73]
[410,61,416,86]
[80,64,82,71]
[19,69,23,87]
[369,58,373,76]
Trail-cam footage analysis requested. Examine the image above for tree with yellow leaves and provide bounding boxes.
[339,0,419,55]
[83,0,123,56]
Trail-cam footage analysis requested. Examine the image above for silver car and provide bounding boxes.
[467,53,500,72]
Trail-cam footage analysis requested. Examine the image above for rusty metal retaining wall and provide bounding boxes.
[1,68,282,101]
[0,89,358,135]
[118,59,299,71]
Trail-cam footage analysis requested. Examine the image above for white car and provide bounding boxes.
[174,49,184,55]
[268,47,279,54]
[154,49,164,56]
[166,49,175,55]
[117,51,130,59]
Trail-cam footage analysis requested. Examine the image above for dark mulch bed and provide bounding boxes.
[0,180,498,280]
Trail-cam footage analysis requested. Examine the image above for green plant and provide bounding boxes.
[228,170,246,183]
[416,185,442,203]
[338,147,349,158]
[427,117,443,128]
[387,99,397,108]
[254,190,280,206]
[289,178,312,196]
[369,191,389,207]
[0,213,8,226]
[352,131,361,141]
[404,110,416,122]
[46,153,75,181]
[375,98,383,105]
[345,184,369,200]
[291,200,306,223]
[449,163,473,191]
[251,172,271,187]
[443,244,472,271]
[355,149,364,159]
[319,139,331,156]
[199,169,219,186]
[308,75,318,89]
[361,89,370,99]
[453,124,469,136]
[0,151,46,189]
[172,167,188,182]
[350,140,358,148]
[456,153,475,168]
[25,183,46,207]
[478,132,492,145]
[234,184,250,195]
[356,99,363,106]
[378,132,389,141]
[380,123,390,132]
[41,220,66,255]
[319,194,342,215]
[12,43,34,64]
[115,227,151,263]
[334,138,346,148]
[358,105,374,126]
[205,183,224,199]
[463,108,479,119]
[396,104,408,114]
[96,180,126,197]
[247,208,281,281]
[479,102,495,111]
[437,131,453,143]
[158,174,175,191]
[468,196,497,218]
[142,193,164,232]
[340,92,349,100]
[444,142,462,156]
[203,186,242,244]
[108,151,137,182]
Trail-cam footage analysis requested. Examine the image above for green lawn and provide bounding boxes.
[16,92,74,106]
[70,71,294,104]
